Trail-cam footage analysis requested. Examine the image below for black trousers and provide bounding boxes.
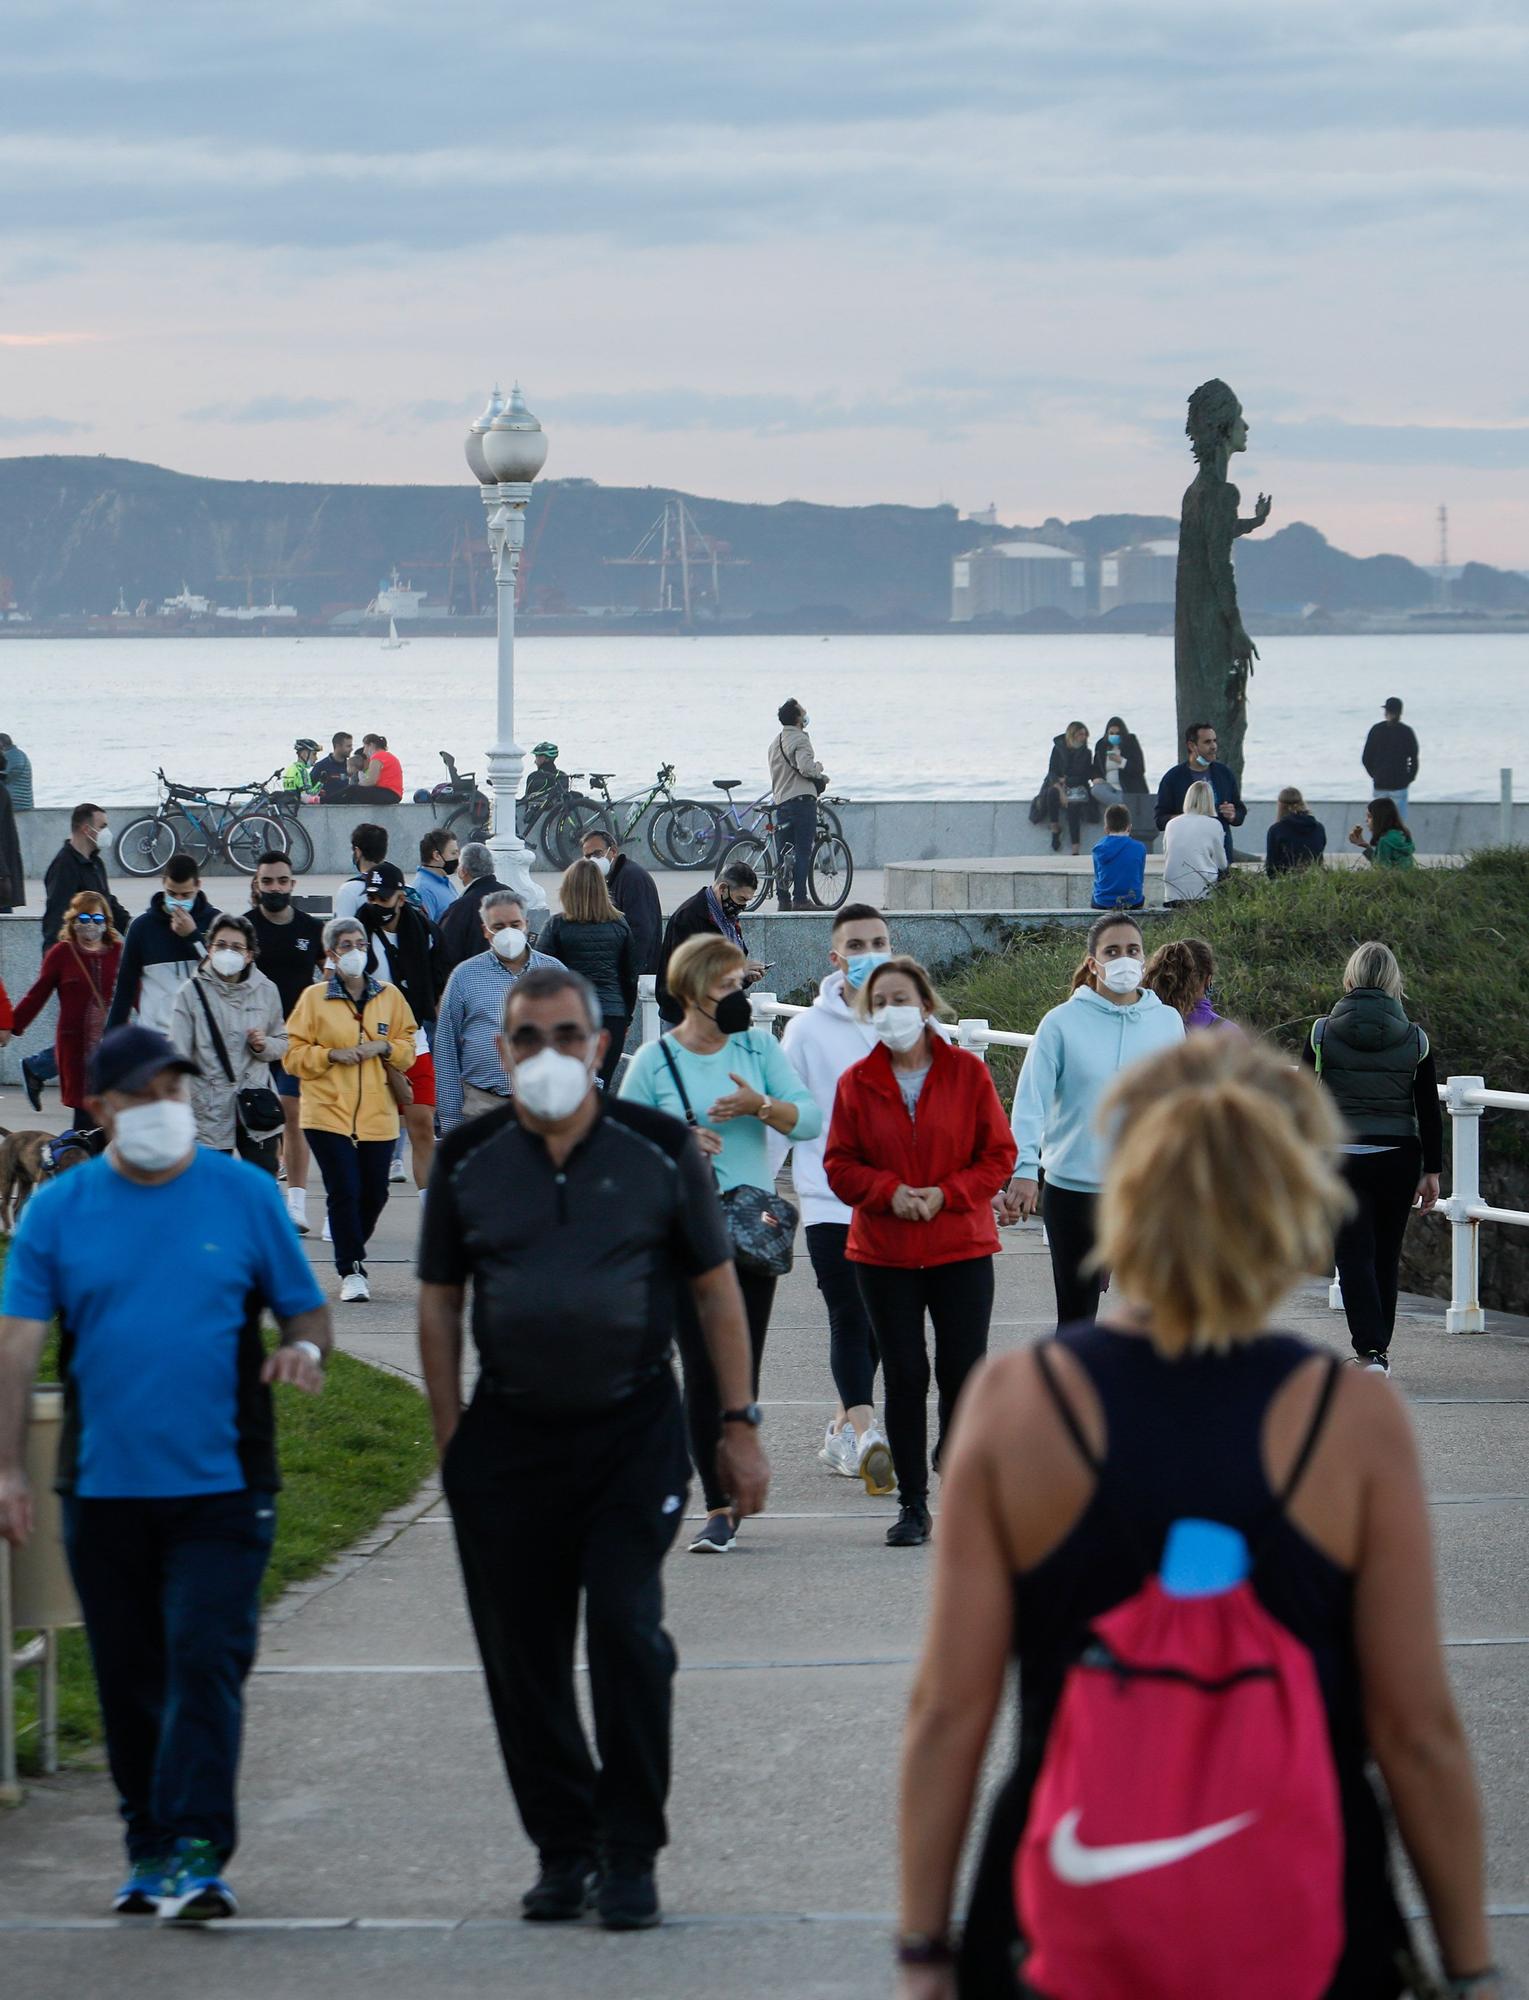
[1335,1142,1422,1355]
[776,795,818,904]
[806,1222,879,1410]
[63,1489,274,1864]
[597,1014,630,1091]
[444,1374,689,1864]
[672,1264,775,1512]
[854,1257,995,1505]
[306,1129,393,1275]
[1042,1182,1102,1326]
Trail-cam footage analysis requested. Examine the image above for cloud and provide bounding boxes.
[0,331,100,347]
[0,414,86,437]
[406,398,478,424]
[1235,419,1529,471]
[182,395,352,424]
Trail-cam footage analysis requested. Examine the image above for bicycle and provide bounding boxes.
[231,768,315,874]
[418,751,493,843]
[717,796,854,912]
[704,779,844,863]
[118,772,291,877]
[516,768,595,868]
[571,765,717,869]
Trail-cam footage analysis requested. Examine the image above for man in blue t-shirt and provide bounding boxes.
[0,1027,329,1925]
[1091,803,1147,911]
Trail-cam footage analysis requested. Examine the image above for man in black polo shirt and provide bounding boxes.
[418,966,768,1933]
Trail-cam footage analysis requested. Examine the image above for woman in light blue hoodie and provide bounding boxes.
[999,913,1184,1323]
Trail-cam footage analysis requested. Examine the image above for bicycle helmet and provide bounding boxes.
[294,738,319,756]
[532,741,559,760]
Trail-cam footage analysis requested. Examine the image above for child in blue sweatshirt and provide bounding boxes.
[1091,804,1147,910]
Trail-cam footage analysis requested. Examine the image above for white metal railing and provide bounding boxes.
[634,976,1527,1334]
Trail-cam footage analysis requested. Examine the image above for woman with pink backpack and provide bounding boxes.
[895,1034,1496,2000]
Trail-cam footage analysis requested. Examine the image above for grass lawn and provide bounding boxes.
[12,1325,436,1774]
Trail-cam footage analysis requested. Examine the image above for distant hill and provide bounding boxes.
[0,454,1523,623]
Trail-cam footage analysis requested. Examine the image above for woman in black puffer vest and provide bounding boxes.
[537,859,640,1089]
[1302,940,1443,1374]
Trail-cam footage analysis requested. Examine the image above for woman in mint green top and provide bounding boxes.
[621,933,821,1554]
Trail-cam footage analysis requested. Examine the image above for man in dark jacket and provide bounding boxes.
[1154,722,1246,863]
[655,859,760,1024]
[581,825,661,974]
[43,803,130,942]
[438,841,508,974]
[1361,696,1420,819]
[25,803,131,1107]
[105,855,214,1032]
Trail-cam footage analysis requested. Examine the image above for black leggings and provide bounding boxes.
[1335,1142,1422,1356]
[806,1223,879,1410]
[672,1264,775,1512]
[306,1129,393,1276]
[598,1015,630,1092]
[854,1257,995,1506]
[1042,1182,1102,1326]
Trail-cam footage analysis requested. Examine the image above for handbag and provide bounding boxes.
[657,1038,797,1277]
[193,980,284,1139]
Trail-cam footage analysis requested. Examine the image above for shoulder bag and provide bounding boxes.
[193,980,285,1139]
[658,1037,797,1277]
[779,730,828,796]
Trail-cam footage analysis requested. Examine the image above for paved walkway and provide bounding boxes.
[2,1176,1526,1996]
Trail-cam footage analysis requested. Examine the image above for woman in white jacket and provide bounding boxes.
[1162,778,1230,906]
[169,912,289,1169]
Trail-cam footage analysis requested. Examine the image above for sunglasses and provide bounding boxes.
[506,1025,592,1057]
[75,912,107,926]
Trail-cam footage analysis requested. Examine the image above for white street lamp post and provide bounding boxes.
[465,382,549,910]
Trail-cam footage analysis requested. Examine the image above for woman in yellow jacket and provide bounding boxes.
[284,914,417,1302]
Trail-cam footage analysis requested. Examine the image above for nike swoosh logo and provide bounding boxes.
[1048,1807,1257,1886]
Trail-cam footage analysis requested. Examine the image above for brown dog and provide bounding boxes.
[0,1125,102,1232]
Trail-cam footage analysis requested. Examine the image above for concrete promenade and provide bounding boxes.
[1,1170,1526,1997]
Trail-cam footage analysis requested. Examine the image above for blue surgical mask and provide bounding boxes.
[844,951,891,990]
[1108,732,1121,745]
[165,895,195,911]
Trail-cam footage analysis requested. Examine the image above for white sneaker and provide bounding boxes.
[388,1157,407,1183]
[286,1189,309,1236]
[339,1271,370,1303]
[322,1214,333,1243]
[857,1425,896,1497]
[817,1422,860,1479]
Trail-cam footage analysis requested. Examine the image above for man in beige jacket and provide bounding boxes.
[767,698,827,912]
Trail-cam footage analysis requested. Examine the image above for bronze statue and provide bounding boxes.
[1174,381,1271,780]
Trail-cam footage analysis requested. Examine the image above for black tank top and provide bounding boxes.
[958,1324,1407,2000]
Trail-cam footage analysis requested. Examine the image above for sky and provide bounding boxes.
[3,1,1528,567]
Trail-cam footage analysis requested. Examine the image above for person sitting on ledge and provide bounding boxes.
[339,733,403,805]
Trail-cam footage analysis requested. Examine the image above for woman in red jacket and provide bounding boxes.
[825,956,1016,1549]
[13,890,123,1128]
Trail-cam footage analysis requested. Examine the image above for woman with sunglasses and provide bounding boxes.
[12,891,123,1129]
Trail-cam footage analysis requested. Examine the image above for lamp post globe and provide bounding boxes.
[472,381,550,909]
[464,386,504,486]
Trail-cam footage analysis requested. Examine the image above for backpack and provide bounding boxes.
[1015,1345,1345,2000]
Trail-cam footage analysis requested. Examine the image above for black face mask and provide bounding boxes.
[440,858,458,877]
[257,891,291,913]
[712,990,753,1035]
[362,903,397,930]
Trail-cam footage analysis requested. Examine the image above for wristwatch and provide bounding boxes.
[756,1095,774,1124]
[289,1339,325,1369]
[721,1403,763,1428]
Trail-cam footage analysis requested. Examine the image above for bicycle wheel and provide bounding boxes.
[446,797,489,841]
[817,801,843,844]
[544,802,602,869]
[225,812,288,874]
[117,813,178,876]
[160,807,214,868]
[808,835,854,911]
[278,809,314,874]
[651,800,720,870]
[718,833,771,913]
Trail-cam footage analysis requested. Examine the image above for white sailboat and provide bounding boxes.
[381,616,408,651]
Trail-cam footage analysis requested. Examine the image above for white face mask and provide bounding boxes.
[490,924,528,961]
[335,947,368,980]
[210,948,245,977]
[513,1047,592,1121]
[93,824,113,851]
[113,1098,196,1172]
[872,1004,927,1052]
[587,854,612,878]
[1099,957,1144,995]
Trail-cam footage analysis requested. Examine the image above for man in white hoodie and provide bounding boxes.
[775,904,896,1494]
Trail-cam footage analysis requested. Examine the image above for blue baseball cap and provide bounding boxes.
[87,1025,200,1097]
